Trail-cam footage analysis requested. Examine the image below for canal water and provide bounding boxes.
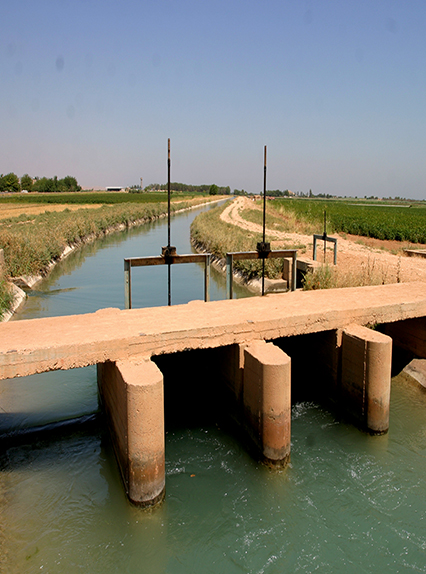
[2,204,426,573]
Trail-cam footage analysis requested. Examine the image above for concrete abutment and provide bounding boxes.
[243,341,291,465]
[340,325,392,434]
[97,358,165,507]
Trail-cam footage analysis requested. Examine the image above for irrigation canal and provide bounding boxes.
[2,202,426,573]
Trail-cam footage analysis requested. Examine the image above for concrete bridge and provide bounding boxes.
[1,282,426,507]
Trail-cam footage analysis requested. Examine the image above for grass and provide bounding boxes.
[0,191,207,206]
[0,277,14,319]
[191,202,300,280]
[247,201,317,235]
[302,256,395,291]
[0,200,197,278]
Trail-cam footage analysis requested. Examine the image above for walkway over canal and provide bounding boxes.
[2,282,426,379]
[1,282,426,506]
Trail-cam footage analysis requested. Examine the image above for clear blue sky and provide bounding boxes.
[1,0,425,198]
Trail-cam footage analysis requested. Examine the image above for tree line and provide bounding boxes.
[142,182,231,195]
[0,173,81,193]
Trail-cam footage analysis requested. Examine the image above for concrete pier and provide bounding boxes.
[341,325,392,434]
[243,341,291,465]
[97,358,165,506]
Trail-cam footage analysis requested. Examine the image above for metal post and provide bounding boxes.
[167,138,171,306]
[204,254,211,302]
[323,210,326,263]
[168,138,171,249]
[292,252,297,291]
[226,253,233,299]
[262,145,267,296]
[124,259,131,309]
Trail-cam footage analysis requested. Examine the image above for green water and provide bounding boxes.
[2,206,426,573]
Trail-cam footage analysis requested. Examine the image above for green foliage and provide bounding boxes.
[20,174,33,192]
[191,203,293,280]
[145,182,229,194]
[302,265,337,290]
[274,199,426,244]
[0,191,199,206]
[0,201,194,278]
[61,176,81,192]
[0,278,14,319]
[209,184,219,196]
[0,173,20,193]
[266,189,290,197]
[32,175,82,193]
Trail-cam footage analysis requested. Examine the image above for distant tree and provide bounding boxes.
[33,176,58,193]
[209,184,219,196]
[0,172,20,192]
[20,173,33,192]
[59,176,81,192]
[32,175,81,193]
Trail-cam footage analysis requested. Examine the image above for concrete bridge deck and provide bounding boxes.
[1,282,426,380]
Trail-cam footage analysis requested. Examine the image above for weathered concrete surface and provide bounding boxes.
[1,282,426,380]
[243,341,291,465]
[402,359,426,389]
[97,358,165,506]
[341,324,392,434]
[382,317,426,359]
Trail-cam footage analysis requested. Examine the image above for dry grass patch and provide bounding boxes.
[0,203,102,220]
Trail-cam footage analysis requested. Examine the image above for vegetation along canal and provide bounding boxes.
[2,203,426,573]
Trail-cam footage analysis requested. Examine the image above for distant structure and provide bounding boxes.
[106,186,124,192]
[140,177,143,189]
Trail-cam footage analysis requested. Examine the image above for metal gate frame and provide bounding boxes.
[225,249,297,299]
[124,250,211,309]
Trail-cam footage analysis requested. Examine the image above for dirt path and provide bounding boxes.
[221,197,426,285]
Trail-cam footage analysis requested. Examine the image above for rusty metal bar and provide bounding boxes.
[262,146,267,295]
[313,234,337,265]
[226,253,234,299]
[167,138,172,306]
[124,253,211,308]
[225,249,297,299]
[124,259,131,309]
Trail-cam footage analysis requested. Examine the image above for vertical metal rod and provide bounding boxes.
[292,252,297,291]
[323,210,326,263]
[124,259,131,309]
[167,138,171,306]
[168,138,171,248]
[226,253,233,299]
[204,255,211,302]
[262,145,267,296]
[263,146,267,244]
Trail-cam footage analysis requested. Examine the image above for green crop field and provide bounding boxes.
[273,199,426,244]
[0,191,204,206]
